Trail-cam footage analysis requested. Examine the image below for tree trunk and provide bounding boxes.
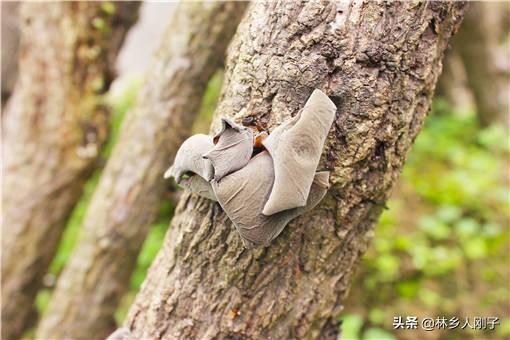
[455,1,509,128]
[1,1,20,106]
[36,3,248,340]
[125,1,466,339]
[1,3,139,340]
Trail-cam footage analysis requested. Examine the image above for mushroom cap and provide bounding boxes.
[162,90,335,245]
[203,118,253,181]
[163,134,217,201]
[212,151,330,248]
[179,174,217,201]
[261,89,336,215]
[165,134,214,183]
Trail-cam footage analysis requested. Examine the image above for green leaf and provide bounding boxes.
[418,216,450,240]
[368,308,386,325]
[463,238,488,260]
[454,218,479,239]
[340,314,363,340]
[397,279,420,299]
[436,205,462,223]
[375,254,400,281]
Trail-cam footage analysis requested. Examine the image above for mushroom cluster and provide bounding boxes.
[164,89,337,248]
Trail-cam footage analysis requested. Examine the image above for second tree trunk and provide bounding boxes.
[1,3,139,339]
[36,2,248,340]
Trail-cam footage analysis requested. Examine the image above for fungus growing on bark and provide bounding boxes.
[163,134,217,200]
[164,134,214,182]
[164,89,337,248]
[261,89,336,215]
[179,175,217,202]
[211,151,330,248]
[203,118,253,181]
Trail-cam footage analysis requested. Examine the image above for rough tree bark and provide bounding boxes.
[36,3,248,340]
[1,3,139,340]
[454,1,509,128]
[125,1,465,339]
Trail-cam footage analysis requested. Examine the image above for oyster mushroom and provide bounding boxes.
[164,134,216,200]
[203,118,253,181]
[212,151,329,248]
[164,134,214,183]
[262,89,336,215]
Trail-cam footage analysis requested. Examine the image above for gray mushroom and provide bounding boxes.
[164,89,336,248]
[203,118,253,181]
[163,134,216,201]
[179,174,217,201]
[261,89,336,216]
[164,134,214,183]
[212,151,330,249]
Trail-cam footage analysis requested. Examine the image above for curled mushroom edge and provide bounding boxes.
[165,133,214,183]
[203,118,253,181]
[163,133,216,199]
[262,88,336,216]
[164,89,337,248]
[212,151,330,249]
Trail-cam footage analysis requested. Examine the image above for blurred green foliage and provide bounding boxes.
[341,99,509,339]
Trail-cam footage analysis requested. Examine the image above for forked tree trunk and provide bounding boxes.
[125,1,465,339]
[1,3,139,339]
[455,1,509,128]
[36,2,248,340]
